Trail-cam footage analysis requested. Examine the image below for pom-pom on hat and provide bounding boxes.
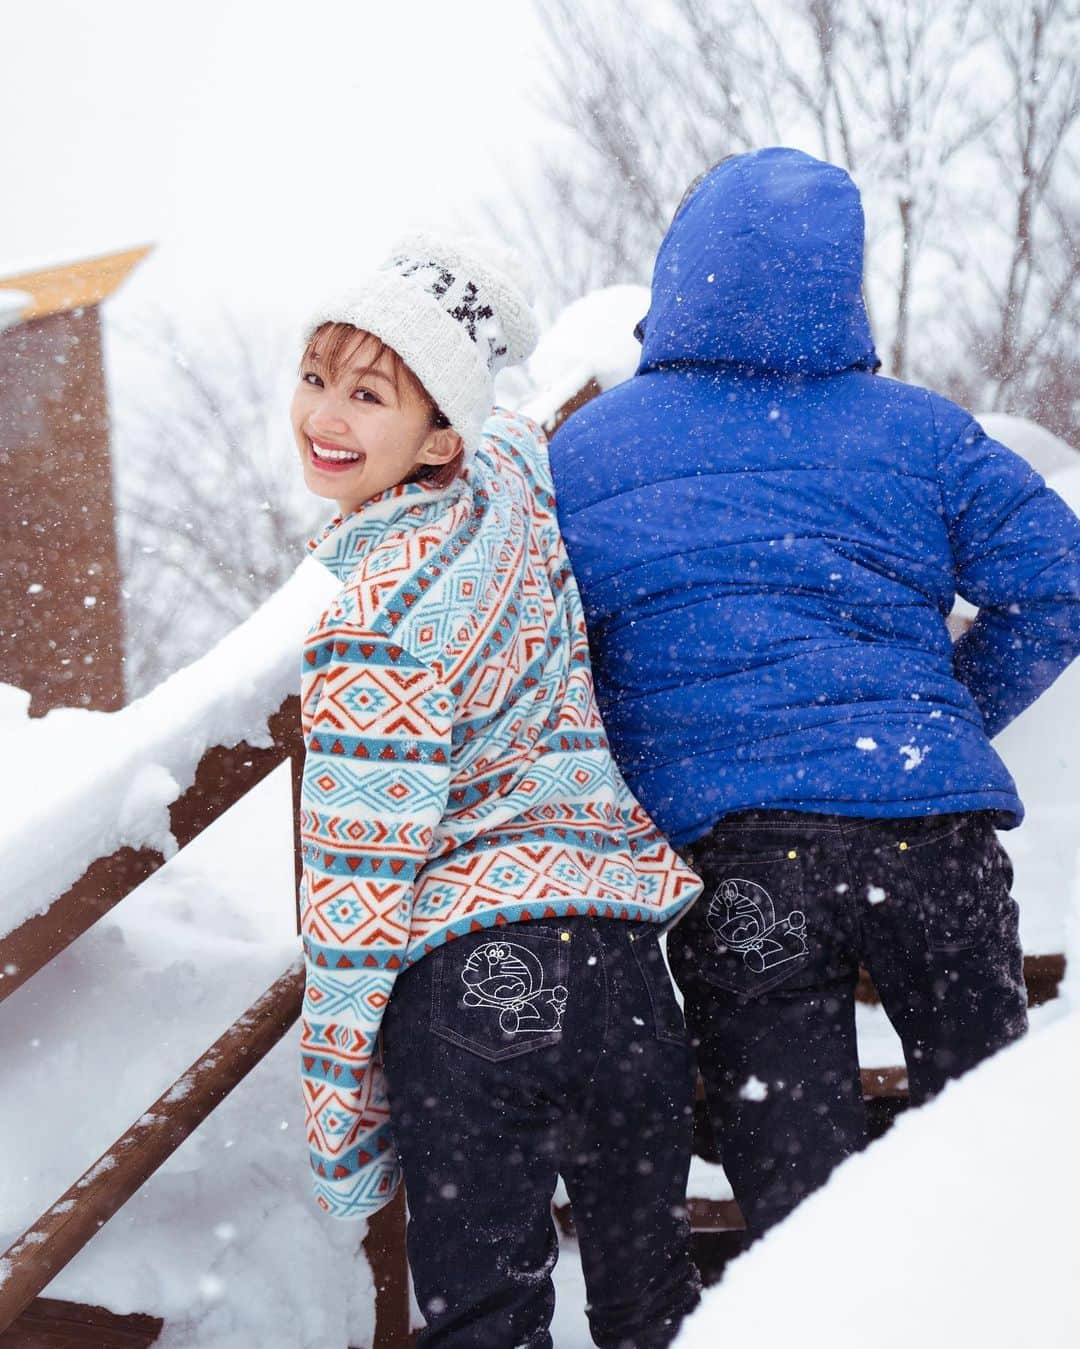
[307,233,539,458]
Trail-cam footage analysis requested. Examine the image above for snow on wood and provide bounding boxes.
[522,285,648,428]
[0,556,336,943]
[0,289,30,330]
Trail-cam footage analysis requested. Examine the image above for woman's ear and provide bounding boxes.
[419,426,464,466]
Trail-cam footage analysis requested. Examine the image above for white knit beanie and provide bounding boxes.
[307,234,539,458]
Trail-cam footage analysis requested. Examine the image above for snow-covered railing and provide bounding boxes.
[0,962,305,1327]
[0,695,305,1006]
[0,560,411,1348]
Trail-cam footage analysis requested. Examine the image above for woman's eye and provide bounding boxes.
[302,371,323,387]
[352,387,381,404]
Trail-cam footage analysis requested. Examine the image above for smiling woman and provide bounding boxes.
[291,325,461,512]
[289,233,703,1347]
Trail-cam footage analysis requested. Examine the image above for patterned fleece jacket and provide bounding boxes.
[299,408,702,1219]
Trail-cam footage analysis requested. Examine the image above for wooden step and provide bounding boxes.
[0,1299,162,1348]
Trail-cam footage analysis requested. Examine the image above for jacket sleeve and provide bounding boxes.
[299,623,452,1217]
[938,410,1080,738]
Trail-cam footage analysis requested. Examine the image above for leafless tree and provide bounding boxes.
[110,308,323,694]
[503,0,1080,436]
[757,0,994,377]
[495,0,760,314]
[956,0,1080,425]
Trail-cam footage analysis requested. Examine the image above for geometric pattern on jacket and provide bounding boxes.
[299,409,702,1219]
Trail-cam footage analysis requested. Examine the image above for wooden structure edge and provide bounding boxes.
[0,245,153,321]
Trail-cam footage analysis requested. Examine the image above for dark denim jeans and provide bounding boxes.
[380,917,700,1349]
[668,810,1028,1239]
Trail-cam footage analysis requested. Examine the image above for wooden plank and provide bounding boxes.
[0,1299,162,1348]
[365,1187,412,1349]
[687,1198,745,1232]
[545,377,602,435]
[1025,953,1066,1006]
[0,696,303,1006]
[0,247,152,321]
[561,1195,747,1237]
[167,698,304,858]
[0,961,304,1334]
[861,1065,910,1097]
[0,845,166,1004]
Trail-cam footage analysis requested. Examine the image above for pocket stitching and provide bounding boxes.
[630,934,687,1046]
[893,819,968,854]
[430,935,570,1063]
[678,859,811,999]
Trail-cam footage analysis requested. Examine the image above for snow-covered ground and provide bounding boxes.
[676,995,1080,1349]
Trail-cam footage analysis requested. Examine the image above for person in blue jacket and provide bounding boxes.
[548,146,1080,1239]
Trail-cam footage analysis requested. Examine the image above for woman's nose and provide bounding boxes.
[308,400,350,434]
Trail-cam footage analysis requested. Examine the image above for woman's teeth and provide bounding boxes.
[312,443,362,463]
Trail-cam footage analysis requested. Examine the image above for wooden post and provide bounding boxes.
[0,246,150,715]
[365,1187,413,1349]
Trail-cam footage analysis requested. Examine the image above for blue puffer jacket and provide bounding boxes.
[549,147,1080,846]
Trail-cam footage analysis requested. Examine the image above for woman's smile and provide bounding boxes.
[307,436,365,474]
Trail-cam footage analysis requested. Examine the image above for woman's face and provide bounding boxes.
[291,332,456,513]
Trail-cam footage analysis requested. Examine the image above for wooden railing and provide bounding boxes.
[0,694,411,1349]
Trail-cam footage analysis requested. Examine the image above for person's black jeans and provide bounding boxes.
[668,810,1028,1239]
[381,917,701,1349]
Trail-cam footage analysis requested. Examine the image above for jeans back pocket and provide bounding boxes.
[890,814,1015,955]
[670,849,811,999]
[430,927,571,1062]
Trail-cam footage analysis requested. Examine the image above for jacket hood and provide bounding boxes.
[637,147,879,376]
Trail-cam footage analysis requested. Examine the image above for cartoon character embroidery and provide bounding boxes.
[461,941,568,1034]
[706,878,808,974]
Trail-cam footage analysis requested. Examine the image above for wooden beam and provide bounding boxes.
[0,306,125,712]
[1025,953,1066,1007]
[0,961,304,1334]
[0,246,153,321]
[546,377,602,434]
[0,1298,163,1348]
[861,1065,910,1097]
[687,1198,745,1232]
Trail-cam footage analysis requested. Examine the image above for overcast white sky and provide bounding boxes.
[1,0,553,317]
